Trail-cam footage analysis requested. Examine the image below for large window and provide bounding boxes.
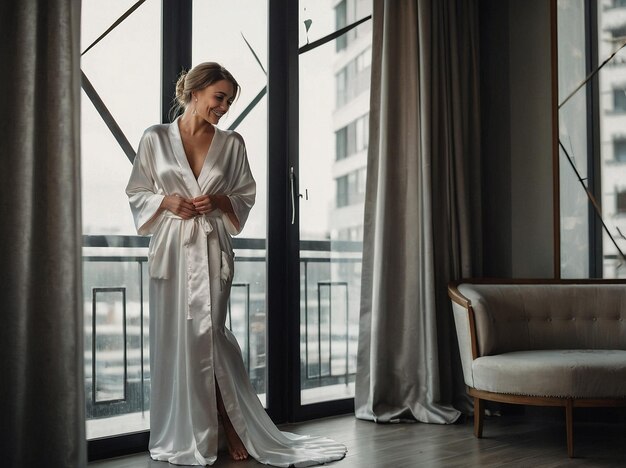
[557,0,626,278]
[83,0,373,455]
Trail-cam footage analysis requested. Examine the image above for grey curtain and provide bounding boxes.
[0,1,86,467]
[355,0,481,423]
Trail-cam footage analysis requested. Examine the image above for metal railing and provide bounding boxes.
[83,235,362,419]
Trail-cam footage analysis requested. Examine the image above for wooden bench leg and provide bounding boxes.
[565,399,574,458]
[474,397,484,438]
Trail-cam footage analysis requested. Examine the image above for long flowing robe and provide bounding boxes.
[126,118,347,467]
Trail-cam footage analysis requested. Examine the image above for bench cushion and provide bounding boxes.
[472,349,626,398]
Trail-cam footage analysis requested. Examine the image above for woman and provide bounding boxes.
[126,62,347,466]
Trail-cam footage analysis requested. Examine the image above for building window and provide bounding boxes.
[337,176,349,207]
[335,48,371,108]
[617,190,626,214]
[615,139,626,162]
[346,121,356,156]
[354,48,372,99]
[335,113,369,161]
[336,127,348,160]
[356,48,372,71]
[356,114,369,152]
[335,0,371,52]
[347,172,358,204]
[610,25,626,42]
[607,0,626,9]
[335,0,347,51]
[614,88,626,113]
[336,226,362,243]
[336,168,366,207]
[357,167,367,195]
[336,68,348,107]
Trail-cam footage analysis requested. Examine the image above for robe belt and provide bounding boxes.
[160,212,217,320]
[160,211,218,240]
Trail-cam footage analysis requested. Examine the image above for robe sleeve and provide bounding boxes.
[223,138,256,236]
[125,131,165,235]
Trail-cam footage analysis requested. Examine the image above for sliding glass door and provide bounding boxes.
[81,0,372,453]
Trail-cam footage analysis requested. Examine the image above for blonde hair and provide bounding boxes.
[171,62,240,119]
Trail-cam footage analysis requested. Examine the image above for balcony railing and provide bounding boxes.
[83,234,362,434]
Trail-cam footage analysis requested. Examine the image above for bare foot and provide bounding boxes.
[215,380,249,461]
[224,421,248,461]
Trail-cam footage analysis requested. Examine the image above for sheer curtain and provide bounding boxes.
[355,0,481,423]
[0,1,85,466]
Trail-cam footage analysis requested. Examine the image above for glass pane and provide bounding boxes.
[300,0,371,48]
[193,0,269,405]
[81,0,161,236]
[598,0,626,277]
[299,0,372,405]
[81,0,160,439]
[93,289,126,403]
[558,0,590,278]
[84,260,149,439]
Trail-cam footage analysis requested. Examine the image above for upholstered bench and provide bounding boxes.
[448,280,626,457]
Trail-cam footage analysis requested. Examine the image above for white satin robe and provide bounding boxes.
[126,118,347,467]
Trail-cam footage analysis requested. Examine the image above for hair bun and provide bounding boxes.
[175,70,189,106]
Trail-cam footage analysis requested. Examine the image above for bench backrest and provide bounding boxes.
[457,283,626,356]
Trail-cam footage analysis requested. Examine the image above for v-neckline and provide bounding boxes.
[169,117,227,196]
[177,118,216,181]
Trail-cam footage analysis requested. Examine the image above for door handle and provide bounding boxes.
[290,166,296,225]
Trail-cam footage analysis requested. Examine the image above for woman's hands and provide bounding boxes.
[192,194,235,216]
[160,194,233,219]
[191,194,217,215]
[161,195,198,219]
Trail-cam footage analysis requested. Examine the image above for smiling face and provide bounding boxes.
[192,79,236,125]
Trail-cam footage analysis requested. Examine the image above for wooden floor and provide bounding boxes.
[89,412,626,468]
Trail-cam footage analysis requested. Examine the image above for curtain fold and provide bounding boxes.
[0,1,85,466]
[355,0,481,423]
